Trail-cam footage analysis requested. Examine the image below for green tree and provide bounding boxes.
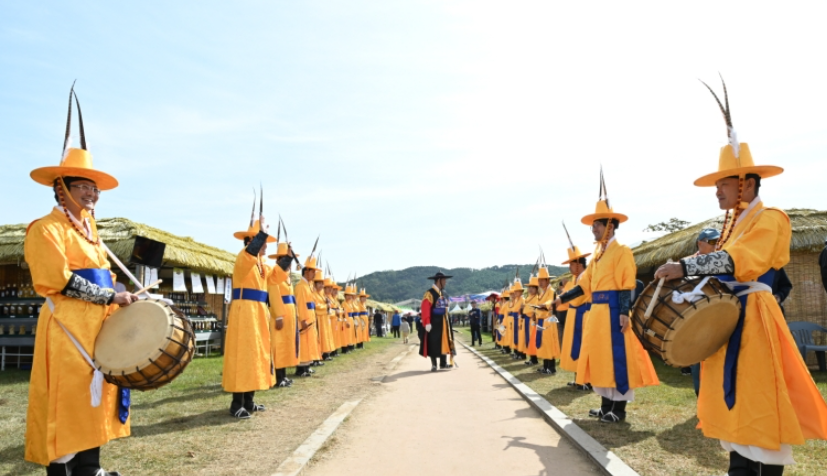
[643,218,690,233]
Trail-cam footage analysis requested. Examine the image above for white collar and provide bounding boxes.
[734,195,761,226]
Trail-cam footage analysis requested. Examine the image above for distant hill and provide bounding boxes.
[349,264,568,303]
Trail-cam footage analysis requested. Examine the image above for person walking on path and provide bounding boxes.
[391,311,402,338]
[400,318,411,344]
[419,272,454,371]
[468,301,482,346]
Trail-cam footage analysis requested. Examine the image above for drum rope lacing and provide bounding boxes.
[672,275,771,302]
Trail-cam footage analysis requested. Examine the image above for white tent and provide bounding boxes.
[448,304,464,314]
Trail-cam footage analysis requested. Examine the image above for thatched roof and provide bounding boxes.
[633,208,827,270]
[0,217,236,275]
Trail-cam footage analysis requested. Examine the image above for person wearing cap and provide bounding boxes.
[266,241,300,388]
[555,169,659,423]
[655,79,827,475]
[419,272,454,371]
[468,301,483,346]
[25,86,137,476]
[223,202,276,418]
[535,266,562,375]
[557,243,592,388]
[522,274,540,365]
[295,256,321,377]
[508,278,526,360]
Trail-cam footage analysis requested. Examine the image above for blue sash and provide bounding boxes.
[591,290,629,395]
[232,288,268,302]
[432,307,446,316]
[522,315,531,347]
[282,295,296,305]
[509,312,520,346]
[73,268,114,289]
[535,318,544,348]
[496,314,503,340]
[717,269,776,410]
[570,303,592,361]
[306,302,316,310]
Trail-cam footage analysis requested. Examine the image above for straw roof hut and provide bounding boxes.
[0,217,235,275]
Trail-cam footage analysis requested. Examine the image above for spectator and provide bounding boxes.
[468,301,482,346]
[373,310,384,337]
[686,228,721,391]
[772,267,793,317]
[391,311,402,338]
[820,238,827,294]
[400,318,411,344]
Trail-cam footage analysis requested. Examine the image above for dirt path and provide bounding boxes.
[305,342,602,476]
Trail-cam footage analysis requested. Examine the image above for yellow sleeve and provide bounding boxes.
[267,272,287,319]
[724,210,791,282]
[24,220,72,297]
[233,248,258,282]
[616,245,637,290]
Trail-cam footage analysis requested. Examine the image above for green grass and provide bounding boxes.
[0,337,400,476]
[458,329,827,476]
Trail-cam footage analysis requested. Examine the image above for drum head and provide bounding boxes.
[663,296,741,367]
[95,300,174,373]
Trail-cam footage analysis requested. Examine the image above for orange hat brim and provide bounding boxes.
[580,212,628,225]
[562,252,591,265]
[693,165,783,187]
[30,167,119,191]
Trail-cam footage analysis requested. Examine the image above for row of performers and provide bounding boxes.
[465,78,827,476]
[223,215,374,419]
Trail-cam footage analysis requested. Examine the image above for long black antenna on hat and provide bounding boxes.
[259,183,264,218]
[563,221,576,251]
[531,257,539,276]
[276,216,281,242]
[72,91,87,150]
[62,81,76,156]
[599,166,610,209]
[249,189,256,227]
[310,235,320,257]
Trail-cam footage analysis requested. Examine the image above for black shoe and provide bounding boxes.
[440,364,453,370]
[247,403,265,412]
[524,360,532,366]
[231,407,252,419]
[308,368,315,374]
[599,411,626,423]
[566,381,577,387]
[431,365,437,372]
[275,380,291,388]
[298,371,312,377]
[47,463,70,476]
[588,407,604,417]
[578,383,593,391]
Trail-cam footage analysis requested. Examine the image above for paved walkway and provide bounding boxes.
[304,342,602,476]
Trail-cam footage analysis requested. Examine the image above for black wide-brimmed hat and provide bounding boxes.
[427,272,453,281]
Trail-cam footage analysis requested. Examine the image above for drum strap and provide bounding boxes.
[570,303,592,361]
[54,317,104,408]
[717,270,776,410]
[591,291,629,395]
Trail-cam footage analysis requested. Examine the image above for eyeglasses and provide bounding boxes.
[70,184,102,195]
[703,239,718,246]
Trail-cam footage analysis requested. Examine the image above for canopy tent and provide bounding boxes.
[448,304,465,314]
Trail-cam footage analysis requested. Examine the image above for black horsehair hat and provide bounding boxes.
[427,272,453,281]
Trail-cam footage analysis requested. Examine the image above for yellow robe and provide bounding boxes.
[24,208,130,465]
[359,300,371,342]
[575,239,659,390]
[295,278,319,364]
[523,294,538,355]
[697,204,827,449]
[343,300,356,347]
[222,249,273,392]
[536,286,561,360]
[328,296,342,351]
[560,274,590,372]
[267,266,299,370]
[496,299,508,346]
[509,295,525,351]
[313,289,335,354]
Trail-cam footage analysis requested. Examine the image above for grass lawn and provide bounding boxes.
[457,329,827,476]
[0,337,403,476]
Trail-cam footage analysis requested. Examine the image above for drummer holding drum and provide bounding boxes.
[654,78,827,476]
[25,85,138,476]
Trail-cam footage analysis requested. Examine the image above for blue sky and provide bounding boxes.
[3,1,827,277]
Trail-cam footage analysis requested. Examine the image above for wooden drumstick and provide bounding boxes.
[644,260,672,318]
[134,279,163,296]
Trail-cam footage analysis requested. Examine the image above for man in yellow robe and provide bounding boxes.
[508,280,525,360]
[223,211,275,418]
[555,171,659,423]
[295,256,320,376]
[655,79,827,475]
[358,289,371,345]
[523,276,540,366]
[558,242,592,389]
[342,285,358,353]
[324,277,342,357]
[313,269,335,362]
[267,242,300,388]
[26,86,138,475]
[535,266,562,374]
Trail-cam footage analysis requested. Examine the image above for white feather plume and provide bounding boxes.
[728,126,740,159]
